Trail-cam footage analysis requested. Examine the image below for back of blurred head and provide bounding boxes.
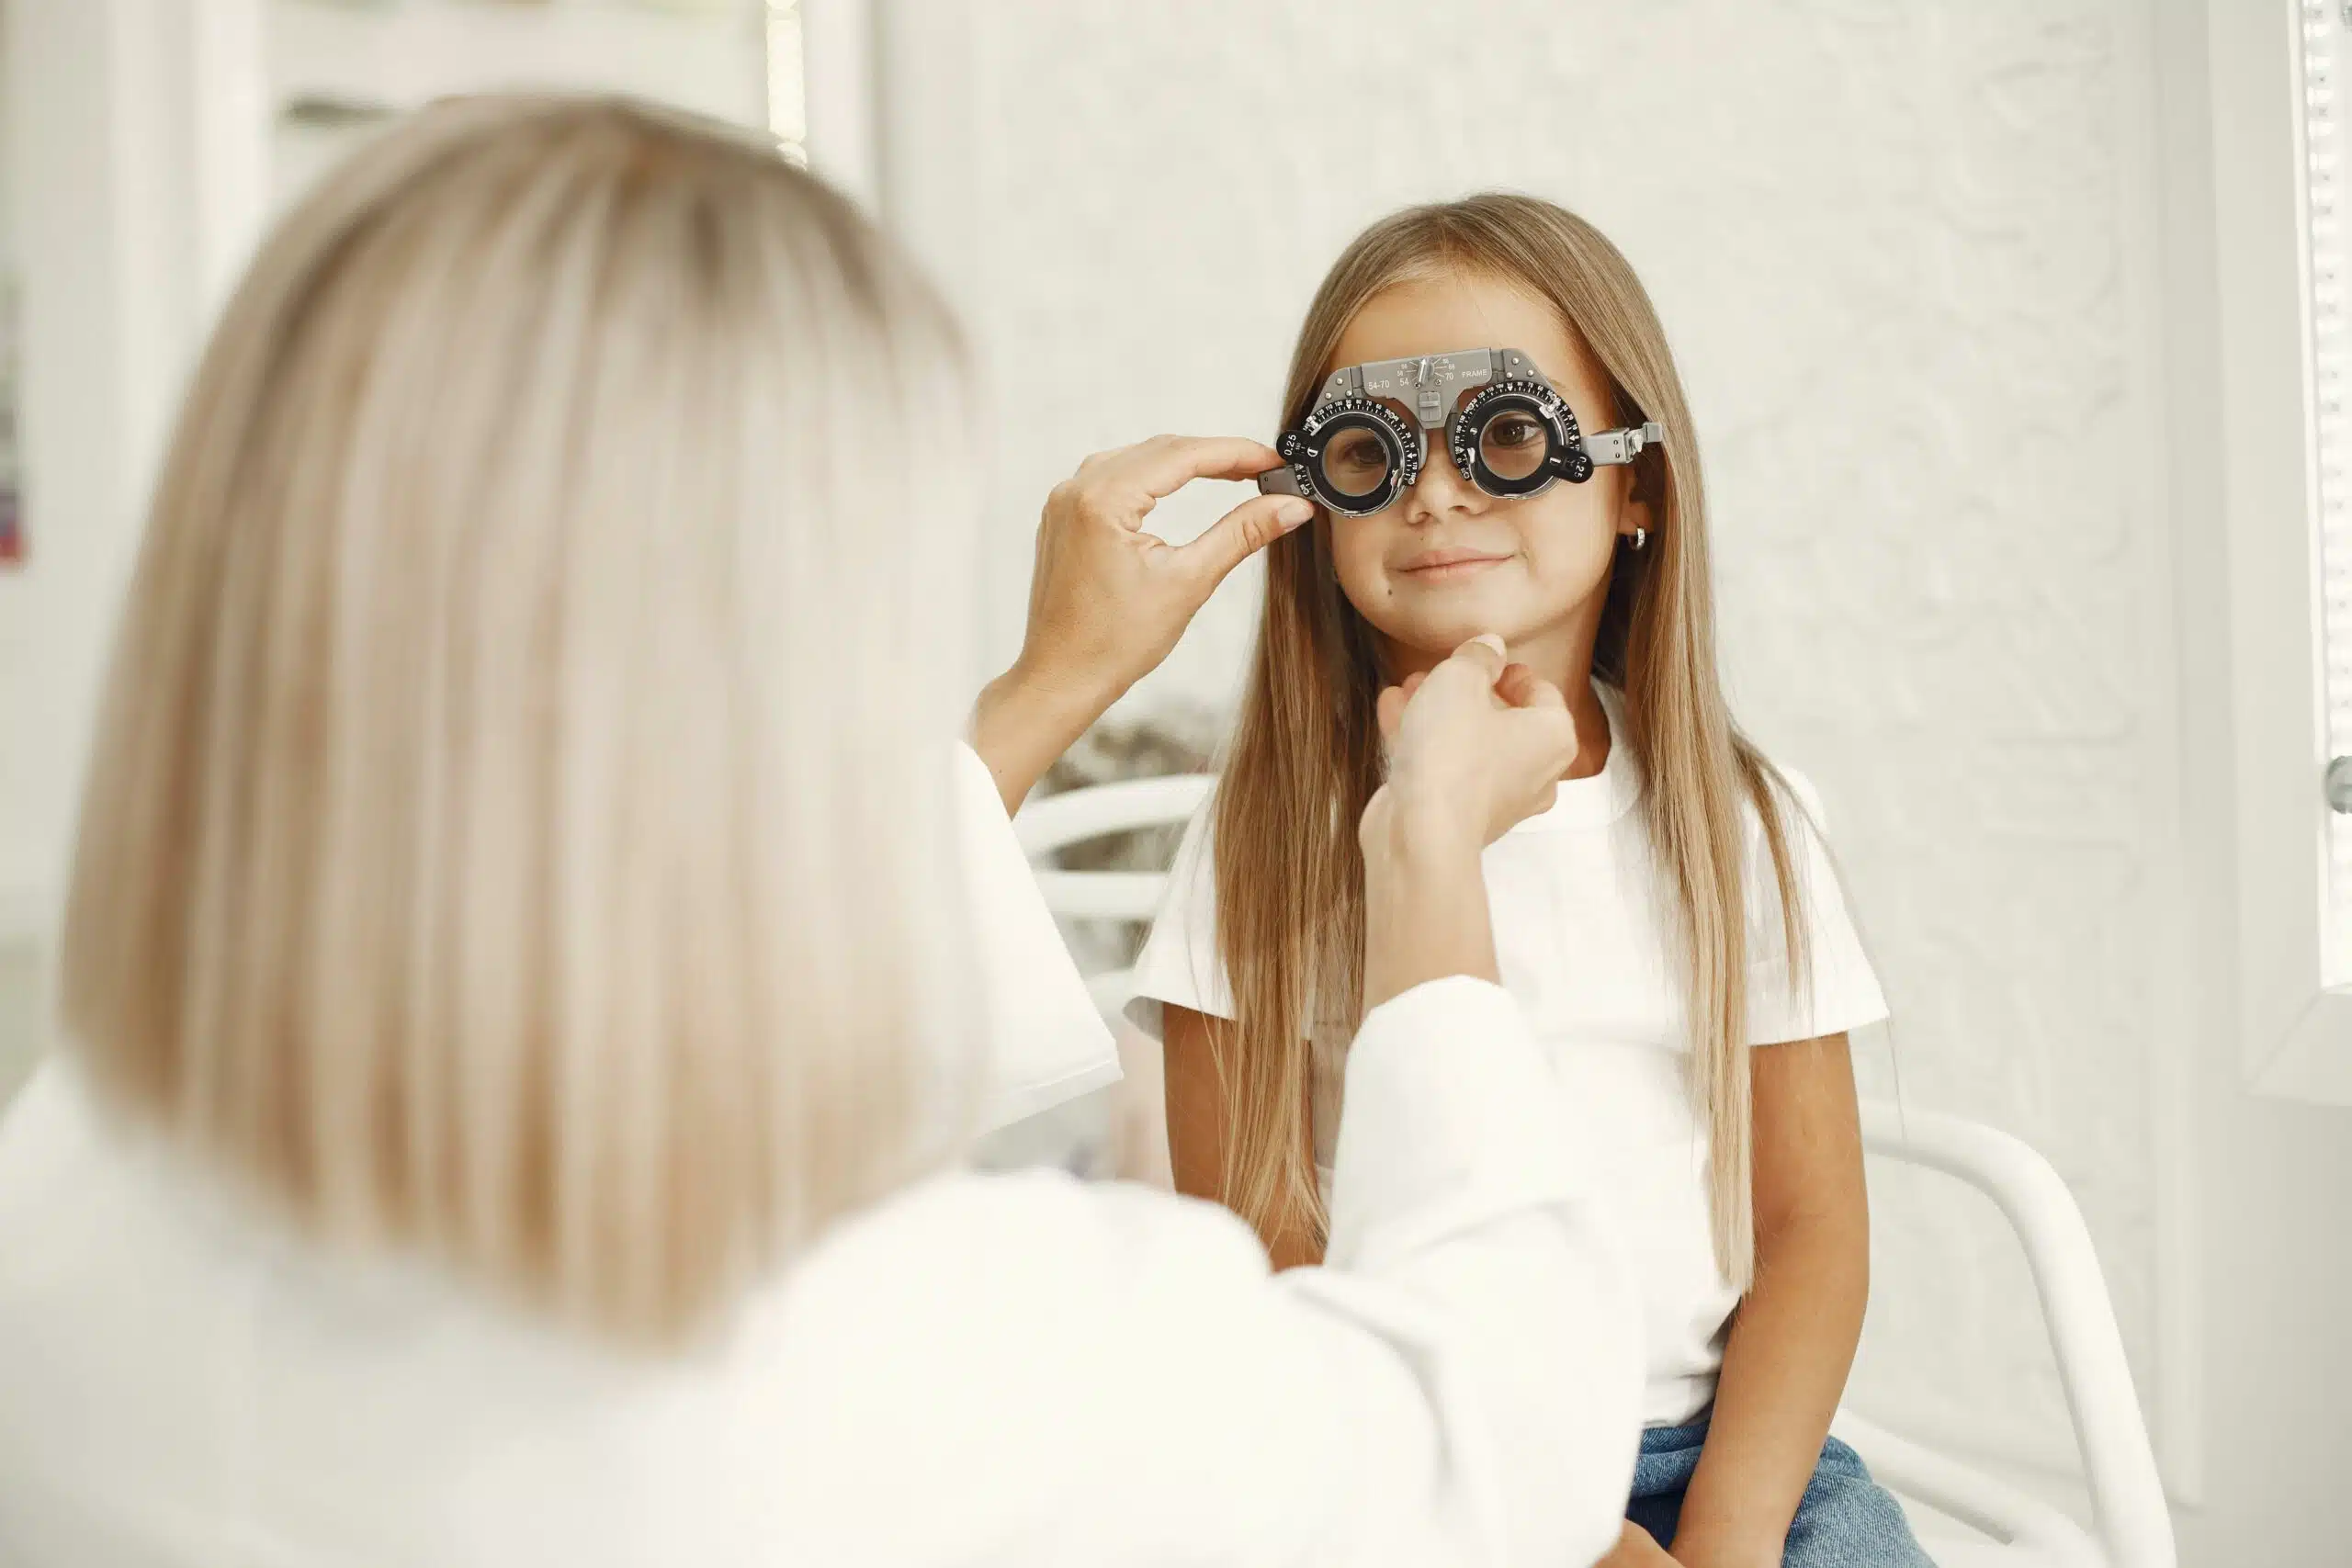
[57,96,982,1343]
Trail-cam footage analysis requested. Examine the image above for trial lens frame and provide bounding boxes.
[1258,347,1665,518]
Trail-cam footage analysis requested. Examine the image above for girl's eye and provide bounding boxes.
[1323,432,1392,491]
[1478,412,1552,482]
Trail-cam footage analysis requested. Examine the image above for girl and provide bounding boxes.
[1128,195,1932,1568]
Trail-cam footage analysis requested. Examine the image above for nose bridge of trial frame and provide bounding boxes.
[1317,348,1546,431]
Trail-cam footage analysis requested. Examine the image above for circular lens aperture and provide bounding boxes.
[1293,395,1419,515]
[1477,406,1552,483]
[1320,423,1394,501]
[1451,380,1574,499]
[1313,414,1401,508]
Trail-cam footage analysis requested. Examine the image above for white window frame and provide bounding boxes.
[2215,0,2352,1100]
[0,0,805,961]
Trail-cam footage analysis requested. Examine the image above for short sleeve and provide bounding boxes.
[1122,799,1236,1041]
[1745,769,1889,1044]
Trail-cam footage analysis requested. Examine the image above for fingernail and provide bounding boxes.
[1469,633,1507,658]
[1275,498,1315,528]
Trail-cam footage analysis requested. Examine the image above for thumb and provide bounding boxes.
[1451,633,1510,677]
[1376,682,1408,741]
[1495,662,1567,712]
[1375,671,1430,742]
[1171,492,1315,591]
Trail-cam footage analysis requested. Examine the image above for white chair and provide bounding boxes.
[1015,775,2177,1568]
[1012,773,1218,1021]
[1834,1106,2175,1567]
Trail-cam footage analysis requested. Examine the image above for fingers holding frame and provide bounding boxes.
[1085,434,1290,513]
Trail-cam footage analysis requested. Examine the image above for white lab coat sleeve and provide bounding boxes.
[951,744,1124,1130]
[1077,976,1644,1568]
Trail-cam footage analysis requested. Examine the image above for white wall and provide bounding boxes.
[0,0,37,1099]
[869,0,2350,1559]
[0,0,22,930]
[0,0,35,943]
[0,0,218,1022]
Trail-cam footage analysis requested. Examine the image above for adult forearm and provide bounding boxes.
[1360,806,1498,1011]
[1670,1213,1868,1568]
[968,663,1122,816]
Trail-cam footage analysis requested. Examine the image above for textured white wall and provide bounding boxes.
[879,0,2196,1506]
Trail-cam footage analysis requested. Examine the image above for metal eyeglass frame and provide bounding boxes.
[1256,346,1664,518]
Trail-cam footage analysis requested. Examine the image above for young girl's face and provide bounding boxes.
[1321,270,1648,682]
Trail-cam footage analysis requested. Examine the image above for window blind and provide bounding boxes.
[2298,1,2352,983]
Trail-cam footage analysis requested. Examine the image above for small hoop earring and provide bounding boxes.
[1627,526,1649,552]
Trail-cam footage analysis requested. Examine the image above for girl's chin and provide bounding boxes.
[1382,580,1539,626]
[1375,618,1534,664]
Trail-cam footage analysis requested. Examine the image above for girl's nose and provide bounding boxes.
[1401,446,1480,524]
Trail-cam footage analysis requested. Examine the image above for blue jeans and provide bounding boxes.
[1627,1419,1935,1567]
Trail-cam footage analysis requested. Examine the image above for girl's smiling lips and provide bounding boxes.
[1396,546,1512,580]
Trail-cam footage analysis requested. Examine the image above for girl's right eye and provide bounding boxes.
[1479,413,1551,482]
[1324,432,1392,491]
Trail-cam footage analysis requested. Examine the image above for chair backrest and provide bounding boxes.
[1014,774,1216,923]
[1856,1104,2176,1568]
[1015,775,1215,1018]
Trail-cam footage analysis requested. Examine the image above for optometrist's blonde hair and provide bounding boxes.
[57,95,983,1343]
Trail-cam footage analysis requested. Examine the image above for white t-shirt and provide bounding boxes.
[1126,685,1888,1427]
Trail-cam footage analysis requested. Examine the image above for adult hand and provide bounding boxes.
[1357,635,1577,1014]
[970,436,1311,813]
[1018,434,1311,710]
[1363,634,1578,856]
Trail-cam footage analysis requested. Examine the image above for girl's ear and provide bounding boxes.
[1617,449,1662,543]
[1618,484,1657,543]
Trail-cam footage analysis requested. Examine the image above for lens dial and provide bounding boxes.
[1295,396,1420,516]
[1451,379,1590,493]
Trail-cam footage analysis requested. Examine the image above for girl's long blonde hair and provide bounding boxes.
[1212,195,1807,1290]
[57,96,983,1342]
